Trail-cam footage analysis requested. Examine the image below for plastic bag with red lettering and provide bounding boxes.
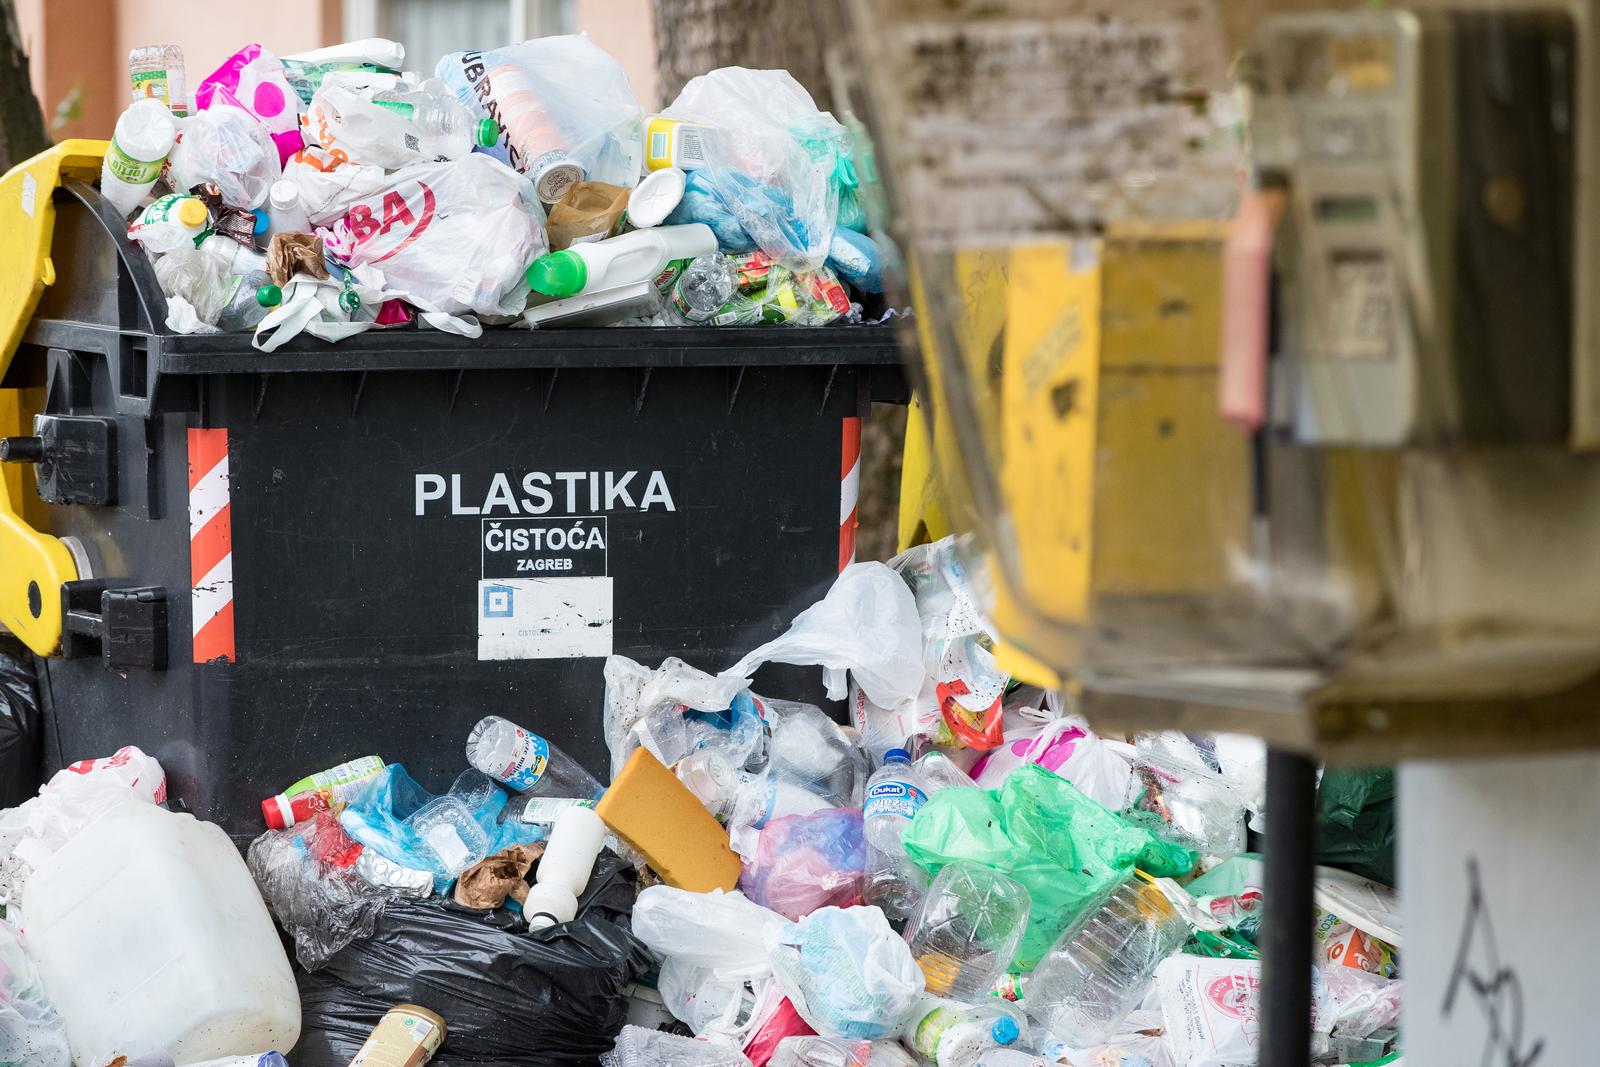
[194,43,303,165]
[327,153,545,320]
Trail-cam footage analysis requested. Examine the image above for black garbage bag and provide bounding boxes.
[0,635,42,807]
[292,852,653,1067]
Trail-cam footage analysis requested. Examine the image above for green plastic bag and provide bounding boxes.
[903,763,1197,968]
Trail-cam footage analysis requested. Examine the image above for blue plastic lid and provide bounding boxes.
[884,747,911,765]
[252,208,269,236]
[991,1015,1020,1045]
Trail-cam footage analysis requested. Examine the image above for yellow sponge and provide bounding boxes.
[595,748,742,892]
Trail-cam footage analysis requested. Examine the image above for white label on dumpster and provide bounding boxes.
[477,577,613,660]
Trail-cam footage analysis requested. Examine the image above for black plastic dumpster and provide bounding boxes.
[3,182,907,840]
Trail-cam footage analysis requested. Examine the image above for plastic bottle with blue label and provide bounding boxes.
[466,714,605,800]
[863,747,930,923]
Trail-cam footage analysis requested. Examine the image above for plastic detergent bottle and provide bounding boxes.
[526,224,717,298]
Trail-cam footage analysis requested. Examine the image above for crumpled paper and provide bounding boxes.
[453,842,544,910]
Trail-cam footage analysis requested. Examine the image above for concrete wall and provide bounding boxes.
[15,0,660,143]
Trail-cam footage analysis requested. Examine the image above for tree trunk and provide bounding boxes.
[0,0,48,172]
[651,0,907,561]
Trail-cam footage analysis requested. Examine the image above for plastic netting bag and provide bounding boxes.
[662,68,850,268]
[766,906,924,1041]
[740,807,865,921]
[903,763,1197,968]
[436,34,644,195]
[0,920,70,1067]
[600,1025,754,1067]
[246,818,388,970]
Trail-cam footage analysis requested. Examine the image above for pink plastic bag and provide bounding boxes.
[969,715,1133,809]
[740,807,865,921]
[743,993,817,1066]
[196,44,303,165]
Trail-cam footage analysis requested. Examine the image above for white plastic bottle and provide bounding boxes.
[102,99,177,217]
[130,194,210,253]
[526,224,717,299]
[465,715,605,799]
[901,998,1023,1067]
[862,747,930,923]
[525,805,607,930]
[265,181,311,235]
[1025,876,1187,1047]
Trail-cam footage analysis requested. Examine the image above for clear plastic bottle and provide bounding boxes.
[466,715,605,799]
[862,748,930,923]
[1025,877,1187,1047]
[102,99,177,217]
[372,79,498,161]
[903,861,1031,1002]
[914,750,978,794]
[129,44,187,116]
[215,273,281,333]
[672,253,737,322]
[901,998,1023,1067]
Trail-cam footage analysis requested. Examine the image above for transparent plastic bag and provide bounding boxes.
[633,886,790,977]
[770,1036,871,1067]
[726,562,924,710]
[0,920,70,1067]
[326,153,546,320]
[1122,733,1247,863]
[246,819,387,970]
[602,654,754,780]
[436,34,644,193]
[766,906,925,1041]
[168,106,281,209]
[740,808,865,921]
[154,247,228,331]
[662,68,850,268]
[601,1025,754,1067]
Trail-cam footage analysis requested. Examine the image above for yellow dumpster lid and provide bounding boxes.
[0,140,108,382]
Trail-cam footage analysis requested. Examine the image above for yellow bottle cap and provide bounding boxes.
[176,198,208,228]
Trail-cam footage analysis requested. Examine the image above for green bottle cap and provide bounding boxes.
[526,250,588,297]
[475,118,500,148]
[256,284,282,308]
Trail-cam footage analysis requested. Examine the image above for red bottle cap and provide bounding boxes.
[260,790,329,830]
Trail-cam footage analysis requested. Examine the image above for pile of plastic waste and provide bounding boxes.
[103,36,887,349]
[0,530,1402,1066]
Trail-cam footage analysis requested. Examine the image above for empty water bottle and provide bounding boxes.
[903,862,1030,1002]
[1025,876,1186,1047]
[671,253,737,322]
[901,998,1023,1067]
[466,715,605,799]
[862,748,929,923]
[372,79,499,160]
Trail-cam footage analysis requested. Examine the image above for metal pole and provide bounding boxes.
[1260,747,1317,1067]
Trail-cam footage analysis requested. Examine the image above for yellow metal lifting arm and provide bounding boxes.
[0,141,107,655]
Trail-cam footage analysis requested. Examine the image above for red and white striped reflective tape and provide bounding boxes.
[187,427,235,664]
[840,416,861,571]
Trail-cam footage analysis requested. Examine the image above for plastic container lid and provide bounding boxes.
[257,284,282,308]
[990,1015,1021,1045]
[475,118,500,148]
[527,250,588,297]
[627,167,686,229]
[251,208,269,236]
[260,791,327,830]
[268,180,300,210]
[176,198,208,228]
[884,747,912,765]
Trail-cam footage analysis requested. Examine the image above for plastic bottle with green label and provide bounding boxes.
[466,715,605,800]
[902,998,1023,1067]
[102,99,177,218]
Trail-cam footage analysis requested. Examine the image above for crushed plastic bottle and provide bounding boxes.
[1026,876,1187,1047]
[465,715,605,800]
[128,44,187,115]
[672,253,738,322]
[903,861,1031,1002]
[901,998,1023,1067]
[862,748,930,923]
